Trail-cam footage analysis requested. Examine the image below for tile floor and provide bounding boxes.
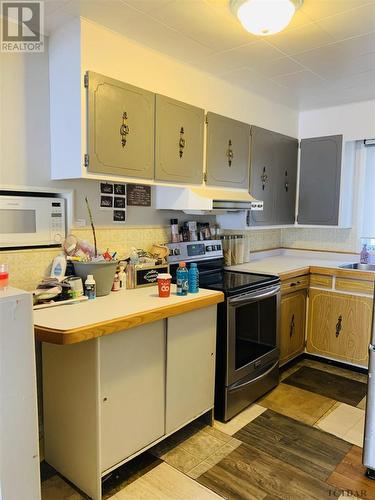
[41,358,374,500]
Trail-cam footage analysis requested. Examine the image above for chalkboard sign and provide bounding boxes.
[135,264,169,288]
[127,184,151,207]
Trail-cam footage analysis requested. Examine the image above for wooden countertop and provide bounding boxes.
[34,285,224,345]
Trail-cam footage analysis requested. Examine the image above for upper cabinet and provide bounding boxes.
[86,72,155,179]
[155,95,204,184]
[298,135,344,226]
[250,126,298,226]
[206,112,250,189]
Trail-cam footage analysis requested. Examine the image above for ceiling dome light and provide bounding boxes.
[230,0,303,36]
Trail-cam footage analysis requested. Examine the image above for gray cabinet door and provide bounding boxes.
[274,134,298,224]
[298,135,343,225]
[155,95,204,184]
[86,71,154,179]
[249,126,276,225]
[206,112,250,188]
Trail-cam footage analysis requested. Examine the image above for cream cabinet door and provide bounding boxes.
[86,71,155,178]
[307,289,372,367]
[166,307,216,434]
[155,94,204,183]
[99,321,165,472]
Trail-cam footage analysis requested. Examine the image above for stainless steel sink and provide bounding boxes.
[339,263,375,271]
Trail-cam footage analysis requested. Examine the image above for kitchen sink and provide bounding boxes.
[339,263,375,271]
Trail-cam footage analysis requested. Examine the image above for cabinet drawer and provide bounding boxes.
[335,277,374,295]
[310,274,333,289]
[281,275,309,295]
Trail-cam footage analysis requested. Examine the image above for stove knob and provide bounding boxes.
[174,248,181,256]
[206,245,212,252]
[216,244,222,251]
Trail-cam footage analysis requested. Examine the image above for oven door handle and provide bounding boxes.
[230,361,279,390]
[228,285,280,305]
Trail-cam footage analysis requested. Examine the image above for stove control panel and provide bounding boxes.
[166,240,223,263]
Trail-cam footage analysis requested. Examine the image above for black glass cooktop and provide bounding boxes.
[200,270,279,296]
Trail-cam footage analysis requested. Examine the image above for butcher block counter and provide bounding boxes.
[34,285,224,345]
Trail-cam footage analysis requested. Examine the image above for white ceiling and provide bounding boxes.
[44,0,375,110]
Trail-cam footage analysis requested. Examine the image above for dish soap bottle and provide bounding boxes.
[176,262,188,296]
[188,263,199,293]
[85,274,96,300]
[360,244,369,264]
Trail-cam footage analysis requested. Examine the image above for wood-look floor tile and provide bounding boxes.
[358,397,367,410]
[235,409,351,481]
[327,446,375,499]
[302,359,368,384]
[258,383,336,425]
[116,462,222,499]
[180,430,230,460]
[198,442,333,499]
[41,475,84,500]
[159,446,202,474]
[315,403,365,446]
[213,403,266,435]
[283,366,367,406]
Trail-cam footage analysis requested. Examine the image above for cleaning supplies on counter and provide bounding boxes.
[176,262,189,296]
[50,255,66,281]
[361,244,370,264]
[85,275,96,300]
[188,263,199,293]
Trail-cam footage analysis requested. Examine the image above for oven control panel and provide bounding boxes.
[166,240,223,263]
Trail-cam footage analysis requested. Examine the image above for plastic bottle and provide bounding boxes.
[188,263,199,293]
[176,262,189,296]
[360,244,370,264]
[171,218,179,243]
[85,274,96,300]
[50,254,67,281]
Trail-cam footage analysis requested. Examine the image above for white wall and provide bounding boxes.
[299,100,375,141]
[361,146,375,238]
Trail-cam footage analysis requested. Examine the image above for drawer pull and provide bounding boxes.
[335,315,343,337]
[179,126,185,158]
[290,281,301,287]
[120,111,130,147]
[290,314,295,338]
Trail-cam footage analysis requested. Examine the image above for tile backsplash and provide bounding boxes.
[281,227,359,253]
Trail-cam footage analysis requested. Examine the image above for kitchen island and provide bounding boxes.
[34,286,224,500]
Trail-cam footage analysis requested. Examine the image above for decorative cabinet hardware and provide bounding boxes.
[179,127,185,158]
[261,166,268,191]
[290,314,295,338]
[335,315,343,337]
[285,170,289,192]
[120,112,130,148]
[226,139,233,167]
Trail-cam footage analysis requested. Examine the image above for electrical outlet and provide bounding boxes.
[74,219,86,227]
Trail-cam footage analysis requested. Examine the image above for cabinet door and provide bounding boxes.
[166,306,216,434]
[87,71,154,179]
[206,112,250,188]
[274,134,298,225]
[307,289,372,367]
[100,321,165,472]
[155,95,204,184]
[298,135,343,225]
[249,126,276,225]
[280,290,306,366]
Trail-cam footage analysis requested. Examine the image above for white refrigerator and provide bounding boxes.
[0,288,41,500]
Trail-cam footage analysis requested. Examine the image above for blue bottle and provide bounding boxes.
[176,262,189,296]
[188,263,199,293]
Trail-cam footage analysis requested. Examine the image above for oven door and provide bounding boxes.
[227,284,280,385]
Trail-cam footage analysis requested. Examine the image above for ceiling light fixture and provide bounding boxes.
[230,0,303,36]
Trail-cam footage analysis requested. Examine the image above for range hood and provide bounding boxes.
[155,186,263,214]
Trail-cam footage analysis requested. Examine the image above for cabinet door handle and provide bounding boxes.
[179,126,185,158]
[335,315,343,337]
[285,170,289,192]
[290,281,301,287]
[120,111,130,147]
[226,139,233,167]
[261,166,268,191]
[290,314,295,338]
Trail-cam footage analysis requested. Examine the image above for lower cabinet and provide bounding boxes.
[166,307,216,434]
[280,289,307,366]
[100,321,165,472]
[306,289,372,367]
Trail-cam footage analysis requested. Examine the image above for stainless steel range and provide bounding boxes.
[167,240,281,422]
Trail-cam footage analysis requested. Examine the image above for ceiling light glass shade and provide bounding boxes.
[231,0,302,36]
